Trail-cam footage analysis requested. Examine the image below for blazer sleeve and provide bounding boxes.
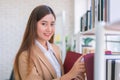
[18,51,44,80]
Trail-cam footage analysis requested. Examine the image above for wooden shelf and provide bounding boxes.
[105,21,120,31]
[105,21,120,35]
[80,21,120,35]
[81,28,95,35]
[105,54,120,59]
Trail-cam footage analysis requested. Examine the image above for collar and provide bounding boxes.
[35,40,54,54]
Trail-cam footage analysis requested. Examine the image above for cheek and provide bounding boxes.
[37,26,43,36]
[52,27,55,33]
[37,22,44,31]
[37,27,42,32]
[37,22,43,32]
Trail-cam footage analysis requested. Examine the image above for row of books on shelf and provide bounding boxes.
[106,59,120,80]
[80,0,109,32]
[97,0,109,22]
[80,10,92,32]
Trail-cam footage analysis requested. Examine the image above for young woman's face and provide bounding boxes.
[36,14,55,42]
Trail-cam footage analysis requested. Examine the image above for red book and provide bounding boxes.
[63,51,82,73]
[64,51,94,80]
[84,53,94,80]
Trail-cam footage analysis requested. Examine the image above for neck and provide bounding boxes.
[37,39,48,50]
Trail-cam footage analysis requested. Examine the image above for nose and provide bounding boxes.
[46,25,52,32]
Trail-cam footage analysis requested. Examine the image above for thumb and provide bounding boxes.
[76,54,85,62]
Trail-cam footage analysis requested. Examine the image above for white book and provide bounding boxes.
[106,59,112,80]
[106,59,120,80]
[115,60,120,80]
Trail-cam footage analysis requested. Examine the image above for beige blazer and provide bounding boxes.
[18,44,64,80]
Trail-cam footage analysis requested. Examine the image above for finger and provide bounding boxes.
[76,54,85,62]
[78,64,85,69]
[79,63,85,68]
[79,62,85,64]
[79,68,86,73]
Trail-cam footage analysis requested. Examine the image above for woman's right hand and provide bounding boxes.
[67,54,86,79]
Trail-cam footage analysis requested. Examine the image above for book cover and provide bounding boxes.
[84,53,94,80]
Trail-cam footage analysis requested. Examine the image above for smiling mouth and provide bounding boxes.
[44,33,52,37]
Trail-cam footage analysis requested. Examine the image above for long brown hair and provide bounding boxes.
[14,5,56,80]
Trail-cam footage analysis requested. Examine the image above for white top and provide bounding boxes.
[35,40,61,77]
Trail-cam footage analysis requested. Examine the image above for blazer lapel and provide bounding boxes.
[51,44,64,75]
[32,45,57,78]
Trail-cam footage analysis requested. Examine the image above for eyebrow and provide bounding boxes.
[41,20,55,23]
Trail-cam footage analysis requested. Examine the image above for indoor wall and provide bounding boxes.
[0,0,74,79]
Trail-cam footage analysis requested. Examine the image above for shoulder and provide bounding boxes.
[19,51,28,58]
[19,50,29,63]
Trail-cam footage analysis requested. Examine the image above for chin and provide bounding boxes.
[45,38,51,41]
[43,36,52,41]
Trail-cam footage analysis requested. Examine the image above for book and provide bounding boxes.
[84,53,94,80]
[106,59,120,80]
[80,17,83,32]
[86,10,92,30]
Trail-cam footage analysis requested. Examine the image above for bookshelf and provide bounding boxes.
[95,20,120,80]
[104,22,120,80]
[77,0,120,80]
[80,0,109,33]
[79,0,120,55]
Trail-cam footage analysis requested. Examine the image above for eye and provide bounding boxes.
[51,23,55,27]
[41,22,47,26]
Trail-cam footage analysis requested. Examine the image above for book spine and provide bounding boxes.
[111,60,115,80]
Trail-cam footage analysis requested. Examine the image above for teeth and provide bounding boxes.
[44,33,51,36]
[45,33,50,35]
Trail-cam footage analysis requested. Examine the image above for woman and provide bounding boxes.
[14,5,85,80]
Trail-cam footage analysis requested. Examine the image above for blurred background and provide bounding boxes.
[0,0,120,80]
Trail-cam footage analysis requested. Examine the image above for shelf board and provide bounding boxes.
[80,21,120,35]
[81,28,120,35]
[105,21,120,31]
[105,30,120,35]
[105,54,120,59]
[81,28,95,35]
[105,21,120,35]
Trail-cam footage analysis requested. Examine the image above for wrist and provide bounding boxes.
[60,73,73,80]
